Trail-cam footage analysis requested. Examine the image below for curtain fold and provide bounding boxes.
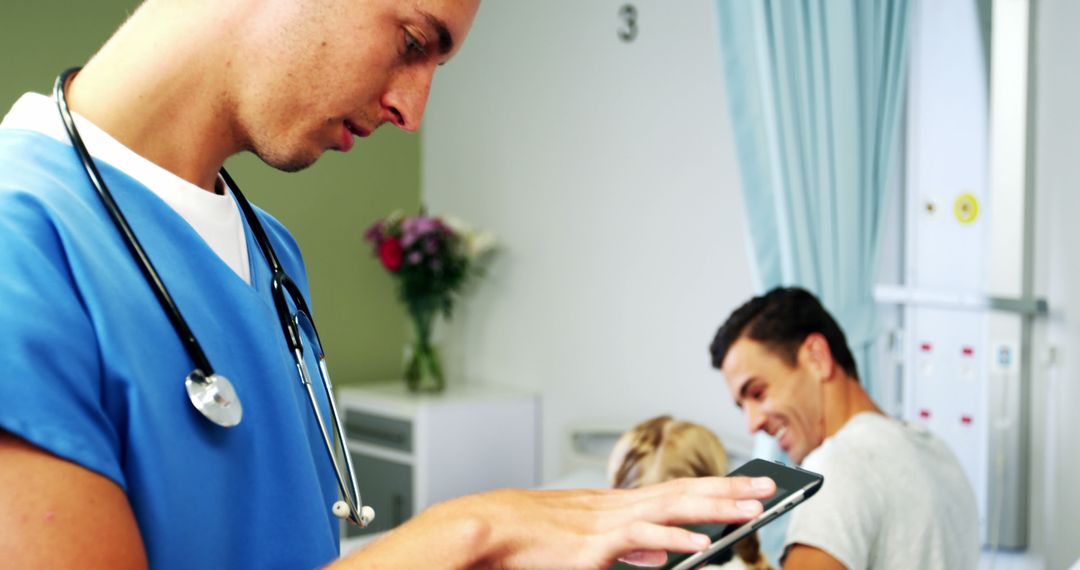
[716,0,911,562]
[717,0,910,397]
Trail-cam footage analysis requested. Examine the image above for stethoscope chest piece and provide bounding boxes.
[185,370,243,427]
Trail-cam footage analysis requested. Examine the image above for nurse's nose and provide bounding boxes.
[382,67,434,133]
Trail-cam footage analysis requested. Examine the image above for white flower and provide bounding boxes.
[443,216,496,261]
[466,230,497,260]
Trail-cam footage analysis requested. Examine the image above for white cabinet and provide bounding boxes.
[337,382,539,539]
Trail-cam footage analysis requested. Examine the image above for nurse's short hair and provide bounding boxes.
[709,287,860,382]
[607,415,729,489]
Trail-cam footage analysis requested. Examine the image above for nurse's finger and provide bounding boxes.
[629,475,776,503]
[603,520,712,562]
[619,477,772,523]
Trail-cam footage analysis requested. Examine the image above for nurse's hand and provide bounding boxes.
[338,475,775,569]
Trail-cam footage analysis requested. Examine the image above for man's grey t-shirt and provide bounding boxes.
[784,412,979,569]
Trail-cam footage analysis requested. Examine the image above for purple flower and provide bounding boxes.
[415,217,438,234]
[363,221,383,243]
[402,217,441,247]
[401,224,418,246]
[408,251,423,265]
[424,237,438,254]
[401,229,418,248]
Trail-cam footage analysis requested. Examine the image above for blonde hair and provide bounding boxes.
[607,415,729,489]
[608,416,774,570]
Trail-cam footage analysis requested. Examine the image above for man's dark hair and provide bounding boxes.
[709,287,859,381]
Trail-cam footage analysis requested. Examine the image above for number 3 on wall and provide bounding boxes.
[618,4,638,43]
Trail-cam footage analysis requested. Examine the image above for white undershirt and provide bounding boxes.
[0,92,251,283]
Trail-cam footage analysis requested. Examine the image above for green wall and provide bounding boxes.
[227,140,420,384]
[1,1,419,385]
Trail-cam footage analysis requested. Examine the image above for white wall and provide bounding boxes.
[1031,1,1080,567]
[421,0,754,481]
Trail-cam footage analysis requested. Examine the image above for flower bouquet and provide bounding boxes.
[363,210,494,392]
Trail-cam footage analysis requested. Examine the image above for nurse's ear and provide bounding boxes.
[799,333,836,384]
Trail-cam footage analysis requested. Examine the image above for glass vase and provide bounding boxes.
[404,309,445,393]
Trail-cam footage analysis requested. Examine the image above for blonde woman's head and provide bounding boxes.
[607,415,729,489]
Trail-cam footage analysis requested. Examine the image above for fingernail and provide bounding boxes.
[737,500,760,512]
[692,533,711,548]
[620,551,665,567]
[752,477,774,490]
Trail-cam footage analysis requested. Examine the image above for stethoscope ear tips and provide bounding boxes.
[332,501,376,527]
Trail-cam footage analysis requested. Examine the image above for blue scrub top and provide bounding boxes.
[0,130,341,568]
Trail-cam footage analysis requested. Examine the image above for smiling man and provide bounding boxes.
[710,287,980,570]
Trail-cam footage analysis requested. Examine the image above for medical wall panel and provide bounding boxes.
[879,0,1037,550]
[905,307,991,541]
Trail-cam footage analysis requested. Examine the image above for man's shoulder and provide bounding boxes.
[802,414,924,483]
[805,412,882,452]
[816,413,912,454]
[792,414,979,569]
[805,412,973,503]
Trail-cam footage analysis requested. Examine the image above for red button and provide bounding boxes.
[921,343,932,352]
[919,409,931,419]
[962,346,975,356]
[961,415,973,425]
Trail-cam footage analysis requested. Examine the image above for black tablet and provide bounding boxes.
[665,458,824,570]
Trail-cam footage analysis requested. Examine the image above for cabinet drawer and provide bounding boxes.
[345,410,413,453]
[344,451,413,538]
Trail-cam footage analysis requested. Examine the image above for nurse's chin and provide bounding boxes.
[260,151,320,174]
[247,140,322,174]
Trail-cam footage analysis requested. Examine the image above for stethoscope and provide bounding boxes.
[54,68,374,528]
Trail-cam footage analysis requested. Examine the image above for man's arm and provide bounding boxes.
[334,476,776,569]
[0,433,148,569]
[782,544,848,570]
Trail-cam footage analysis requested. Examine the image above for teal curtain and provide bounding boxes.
[717,0,910,398]
[716,0,910,562]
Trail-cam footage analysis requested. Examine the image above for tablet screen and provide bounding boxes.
[609,460,822,570]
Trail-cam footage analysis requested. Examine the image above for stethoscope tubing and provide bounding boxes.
[220,168,315,357]
[55,68,324,377]
[54,67,216,377]
[54,67,369,527]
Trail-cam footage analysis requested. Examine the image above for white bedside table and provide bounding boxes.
[336,382,540,540]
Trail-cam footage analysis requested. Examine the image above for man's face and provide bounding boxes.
[239,0,481,171]
[721,337,825,465]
